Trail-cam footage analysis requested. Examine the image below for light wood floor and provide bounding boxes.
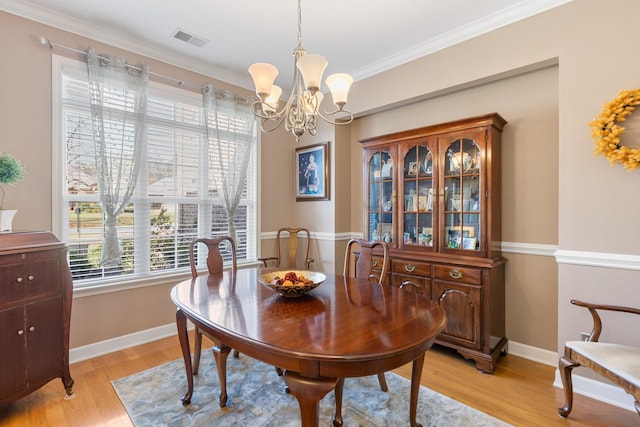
[1,334,637,426]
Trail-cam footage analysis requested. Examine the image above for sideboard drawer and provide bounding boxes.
[392,259,431,277]
[433,265,481,285]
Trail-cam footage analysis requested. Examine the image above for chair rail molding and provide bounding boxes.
[555,249,640,271]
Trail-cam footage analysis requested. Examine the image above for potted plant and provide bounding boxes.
[0,152,26,232]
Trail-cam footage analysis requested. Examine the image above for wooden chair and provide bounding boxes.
[334,238,390,427]
[259,227,314,270]
[558,299,640,418]
[189,236,239,375]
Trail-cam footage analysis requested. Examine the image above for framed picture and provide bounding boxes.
[296,142,330,201]
[408,161,418,176]
[445,226,476,248]
[462,237,477,250]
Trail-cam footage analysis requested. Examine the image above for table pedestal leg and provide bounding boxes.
[176,309,194,405]
[410,353,426,427]
[283,371,337,427]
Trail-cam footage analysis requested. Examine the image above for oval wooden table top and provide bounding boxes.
[171,267,447,427]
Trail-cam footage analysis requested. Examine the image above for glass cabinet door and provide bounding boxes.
[367,150,394,244]
[443,138,481,251]
[401,145,434,248]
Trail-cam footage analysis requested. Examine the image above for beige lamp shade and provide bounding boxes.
[296,54,327,93]
[264,85,282,113]
[248,63,279,99]
[326,73,353,107]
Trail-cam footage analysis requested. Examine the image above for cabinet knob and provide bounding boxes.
[29,326,35,332]
[16,277,23,283]
[449,270,463,279]
[17,329,24,335]
[28,275,34,281]
[404,264,416,273]
[372,261,378,267]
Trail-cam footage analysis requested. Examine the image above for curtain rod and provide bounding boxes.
[38,36,204,90]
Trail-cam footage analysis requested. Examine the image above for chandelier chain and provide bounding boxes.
[296,0,302,48]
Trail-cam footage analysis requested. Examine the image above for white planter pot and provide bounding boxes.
[0,209,17,232]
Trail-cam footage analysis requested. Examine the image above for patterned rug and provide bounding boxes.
[112,350,511,426]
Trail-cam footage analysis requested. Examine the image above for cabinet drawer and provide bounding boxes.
[391,259,431,277]
[433,265,481,285]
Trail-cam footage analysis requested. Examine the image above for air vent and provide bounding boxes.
[172,29,208,48]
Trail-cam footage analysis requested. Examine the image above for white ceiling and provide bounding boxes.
[2,0,571,91]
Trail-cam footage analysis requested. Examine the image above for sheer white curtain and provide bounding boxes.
[87,47,149,266]
[202,84,257,244]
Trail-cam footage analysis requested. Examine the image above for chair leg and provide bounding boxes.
[377,372,388,392]
[193,327,203,375]
[212,341,232,408]
[333,377,345,427]
[558,355,580,417]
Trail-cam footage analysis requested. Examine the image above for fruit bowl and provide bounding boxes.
[258,270,326,298]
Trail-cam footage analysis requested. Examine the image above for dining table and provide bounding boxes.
[170,267,447,427]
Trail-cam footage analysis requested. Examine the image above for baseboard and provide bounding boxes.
[552,369,636,413]
[69,322,187,364]
[507,340,558,366]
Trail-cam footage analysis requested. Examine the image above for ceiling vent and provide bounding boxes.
[172,29,208,48]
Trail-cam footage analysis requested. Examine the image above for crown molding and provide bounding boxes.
[352,0,573,80]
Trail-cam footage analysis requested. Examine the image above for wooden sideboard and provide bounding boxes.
[0,231,74,403]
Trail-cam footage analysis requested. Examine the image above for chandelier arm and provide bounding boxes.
[316,107,355,125]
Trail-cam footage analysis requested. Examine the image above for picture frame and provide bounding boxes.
[408,161,418,176]
[445,226,476,248]
[296,142,330,201]
[462,237,477,250]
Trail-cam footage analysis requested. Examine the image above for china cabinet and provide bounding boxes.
[360,113,507,373]
[0,231,74,402]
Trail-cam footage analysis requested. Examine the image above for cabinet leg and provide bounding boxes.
[62,374,74,399]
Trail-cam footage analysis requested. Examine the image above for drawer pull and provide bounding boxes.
[28,275,34,281]
[372,261,378,267]
[449,270,463,279]
[29,326,35,332]
[16,277,23,283]
[404,264,416,273]
[17,330,24,335]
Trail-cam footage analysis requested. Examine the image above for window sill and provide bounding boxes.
[72,260,263,299]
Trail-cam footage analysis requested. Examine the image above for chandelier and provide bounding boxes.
[248,0,354,141]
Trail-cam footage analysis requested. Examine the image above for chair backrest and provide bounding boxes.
[343,239,390,285]
[260,227,313,269]
[189,236,237,278]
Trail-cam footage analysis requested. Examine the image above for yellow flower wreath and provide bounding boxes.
[589,88,640,171]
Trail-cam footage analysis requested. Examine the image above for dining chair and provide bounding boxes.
[558,299,640,418]
[334,238,390,427]
[258,227,314,270]
[189,236,238,375]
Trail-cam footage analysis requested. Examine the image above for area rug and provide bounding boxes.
[112,350,510,426]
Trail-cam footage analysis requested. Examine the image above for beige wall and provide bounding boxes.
[2,1,640,391]
[350,65,559,350]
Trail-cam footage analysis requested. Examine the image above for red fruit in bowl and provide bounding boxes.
[284,271,298,282]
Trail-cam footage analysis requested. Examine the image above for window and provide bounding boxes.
[52,55,258,287]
